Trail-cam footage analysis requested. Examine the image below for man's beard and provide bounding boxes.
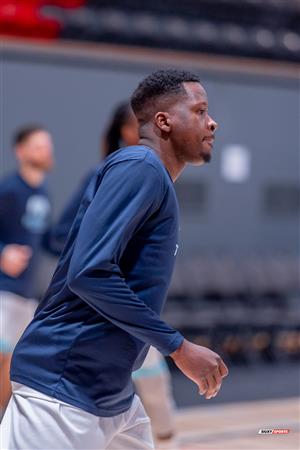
[202,152,211,163]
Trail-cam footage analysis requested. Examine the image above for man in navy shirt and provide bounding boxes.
[2,69,228,449]
[51,100,179,446]
[0,124,54,414]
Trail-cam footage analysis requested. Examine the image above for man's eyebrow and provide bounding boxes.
[194,101,208,107]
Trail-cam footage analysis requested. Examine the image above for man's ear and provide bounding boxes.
[154,112,171,133]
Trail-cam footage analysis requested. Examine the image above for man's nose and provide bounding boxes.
[208,116,218,132]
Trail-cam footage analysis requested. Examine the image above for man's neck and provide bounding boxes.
[19,165,45,188]
[139,138,185,182]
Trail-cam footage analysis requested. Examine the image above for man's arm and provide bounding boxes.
[67,159,228,397]
[67,159,183,356]
[0,189,32,277]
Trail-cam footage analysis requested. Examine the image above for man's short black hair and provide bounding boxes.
[13,124,47,147]
[131,69,200,123]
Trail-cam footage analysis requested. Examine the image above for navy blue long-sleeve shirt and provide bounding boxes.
[0,173,52,298]
[11,146,184,417]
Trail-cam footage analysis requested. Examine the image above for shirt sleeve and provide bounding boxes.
[67,158,183,355]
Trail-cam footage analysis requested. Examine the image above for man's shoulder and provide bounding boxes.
[105,145,165,177]
[107,145,149,164]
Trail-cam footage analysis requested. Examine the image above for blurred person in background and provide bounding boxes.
[0,125,54,416]
[2,69,228,450]
[51,100,178,447]
[49,101,138,248]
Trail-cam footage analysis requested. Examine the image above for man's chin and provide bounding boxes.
[188,151,212,166]
[202,153,212,163]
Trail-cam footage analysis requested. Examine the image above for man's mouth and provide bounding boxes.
[203,136,215,145]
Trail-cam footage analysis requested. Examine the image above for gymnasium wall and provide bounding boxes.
[1,41,299,259]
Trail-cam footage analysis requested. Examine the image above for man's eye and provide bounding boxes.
[199,110,206,115]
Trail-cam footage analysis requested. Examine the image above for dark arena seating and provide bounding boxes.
[1,0,300,62]
[164,255,300,366]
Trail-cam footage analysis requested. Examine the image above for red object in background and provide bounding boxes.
[46,0,86,7]
[0,0,86,39]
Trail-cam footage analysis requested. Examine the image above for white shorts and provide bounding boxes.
[0,383,154,450]
[0,291,38,353]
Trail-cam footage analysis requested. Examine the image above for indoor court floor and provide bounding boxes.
[173,397,299,450]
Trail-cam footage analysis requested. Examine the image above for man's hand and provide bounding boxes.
[0,244,32,278]
[170,339,228,400]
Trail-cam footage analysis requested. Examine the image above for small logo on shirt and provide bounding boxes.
[174,244,179,256]
[22,195,51,233]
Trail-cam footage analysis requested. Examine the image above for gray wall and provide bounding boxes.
[1,46,299,259]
